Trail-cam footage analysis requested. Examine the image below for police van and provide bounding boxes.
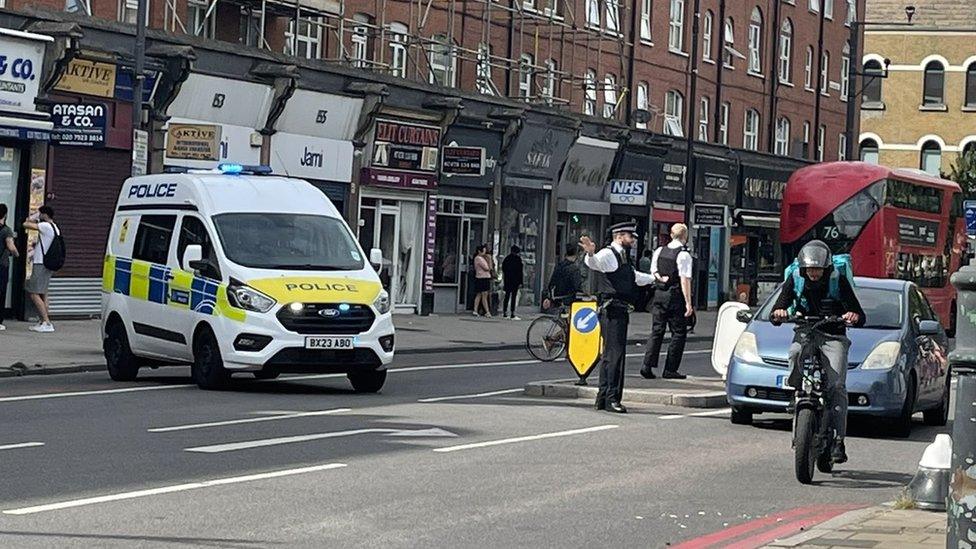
[101,164,394,392]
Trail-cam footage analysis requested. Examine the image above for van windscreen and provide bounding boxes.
[213,213,365,271]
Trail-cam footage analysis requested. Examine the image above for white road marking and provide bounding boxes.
[0,384,191,404]
[658,408,732,420]
[185,427,458,453]
[418,389,523,403]
[432,424,619,453]
[148,408,352,433]
[2,463,347,516]
[0,442,44,451]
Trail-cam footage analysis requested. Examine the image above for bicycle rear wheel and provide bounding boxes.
[526,316,568,362]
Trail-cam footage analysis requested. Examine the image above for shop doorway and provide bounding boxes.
[432,198,487,313]
[0,146,25,320]
[359,195,424,313]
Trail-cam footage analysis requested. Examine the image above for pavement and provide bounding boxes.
[0,342,952,547]
[761,506,946,548]
[0,308,716,377]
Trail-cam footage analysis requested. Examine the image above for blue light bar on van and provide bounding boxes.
[216,164,273,176]
[218,163,244,175]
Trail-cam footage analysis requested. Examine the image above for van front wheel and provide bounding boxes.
[192,330,229,390]
[348,370,386,393]
[105,321,139,382]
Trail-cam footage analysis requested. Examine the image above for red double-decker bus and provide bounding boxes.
[780,162,965,334]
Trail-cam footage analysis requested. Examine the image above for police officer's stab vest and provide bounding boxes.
[656,245,684,293]
[595,246,638,305]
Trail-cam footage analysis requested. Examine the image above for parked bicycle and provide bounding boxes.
[525,293,595,362]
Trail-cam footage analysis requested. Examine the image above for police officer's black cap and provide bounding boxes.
[609,221,638,236]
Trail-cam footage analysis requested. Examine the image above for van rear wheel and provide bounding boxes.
[105,321,139,382]
[348,370,386,393]
[192,330,229,390]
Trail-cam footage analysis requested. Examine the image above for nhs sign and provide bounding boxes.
[608,179,647,206]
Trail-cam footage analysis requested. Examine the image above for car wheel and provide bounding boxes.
[348,370,387,393]
[730,407,754,425]
[891,375,917,438]
[253,370,280,380]
[192,329,229,390]
[104,320,139,382]
[923,376,951,427]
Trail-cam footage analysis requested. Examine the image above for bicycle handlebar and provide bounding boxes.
[772,315,847,329]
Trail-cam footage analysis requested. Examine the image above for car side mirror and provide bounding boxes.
[369,248,383,271]
[736,310,753,323]
[183,244,204,272]
[918,319,941,336]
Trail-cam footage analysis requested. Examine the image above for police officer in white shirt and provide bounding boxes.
[580,221,654,413]
[641,223,694,379]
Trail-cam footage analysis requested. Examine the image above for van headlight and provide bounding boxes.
[732,332,762,364]
[373,290,391,315]
[860,341,902,370]
[227,283,276,313]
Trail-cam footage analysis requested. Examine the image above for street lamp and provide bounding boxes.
[844,5,915,160]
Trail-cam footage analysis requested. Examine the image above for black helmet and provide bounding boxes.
[798,240,832,269]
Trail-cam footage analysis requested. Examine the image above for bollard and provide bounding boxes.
[947,266,976,548]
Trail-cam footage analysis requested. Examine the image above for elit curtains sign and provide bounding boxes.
[372,119,440,173]
[166,124,222,161]
[51,102,107,147]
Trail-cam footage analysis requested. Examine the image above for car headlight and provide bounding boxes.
[373,290,391,315]
[733,332,762,363]
[227,283,276,313]
[860,341,902,370]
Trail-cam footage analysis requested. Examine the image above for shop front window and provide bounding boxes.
[0,148,21,311]
[434,215,460,284]
[500,187,546,305]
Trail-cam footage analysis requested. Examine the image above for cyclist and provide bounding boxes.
[771,240,865,464]
[544,244,584,309]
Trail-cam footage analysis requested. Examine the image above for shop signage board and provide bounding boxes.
[114,68,159,103]
[741,165,790,212]
[609,179,648,206]
[504,123,575,181]
[965,200,976,236]
[0,30,51,114]
[271,133,354,183]
[54,58,117,98]
[165,123,222,161]
[131,129,148,177]
[692,204,728,227]
[568,301,602,379]
[441,146,485,176]
[372,119,440,174]
[51,102,107,147]
[361,167,437,190]
[424,195,438,293]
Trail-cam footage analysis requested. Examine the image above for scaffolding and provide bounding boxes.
[171,0,632,114]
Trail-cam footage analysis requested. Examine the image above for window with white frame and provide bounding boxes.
[522,0,534,10]
[840,41,850,101]
[636,82,649,129]
[665,89,683,135]
[119,0,147,24]
[920,141,942,175]
[802,121,811,157]
[584,69,597,115]
[541,0,557,16]
[804,46,813,89]
[285,16,323,59]
[604,74,618,118]
[189,0,215,39]
[606,0,620,34]
[748,7,762,74]
[824,0,833,19]
[518,54,534,100]
[743,109,760,150]
[702,11,713,61]
[641,0,653,41]
[838,133,847,160]
[817,125,825,161]
[476,43,494,94]
[241,9,262,47]
[775,117,790,155]
[846,0,855,26]
[542,59,557,104]
[820,50,829,94]
[352,14,372,68]
[669,0,685,52]
[429,35,456,87]
[586,0,600,28]
[778,19,792,83]
[390,23,409,78]
[719,102,730,144]
[723,17,735,68]
[808,0,819,13]
[698,96,709,140]
[859,138,879,164]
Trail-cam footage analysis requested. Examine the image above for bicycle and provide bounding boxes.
[525,294,594,362]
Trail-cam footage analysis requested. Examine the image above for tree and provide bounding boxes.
[949,149,976,200]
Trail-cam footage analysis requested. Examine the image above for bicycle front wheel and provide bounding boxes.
[526,316,568,362]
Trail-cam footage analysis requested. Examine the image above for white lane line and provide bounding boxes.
[432,424,619,453]
[0,384,192,404]
[2,463,347,516]
[0,442,44,451]
[148,408,352,433]
[418,389,523,403]
[185,428,398,453]
[658,408,732,420]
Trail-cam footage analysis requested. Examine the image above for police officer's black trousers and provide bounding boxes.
[596,306,629,406]
[642,291,689,374]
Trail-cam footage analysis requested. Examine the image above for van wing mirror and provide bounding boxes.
[183,244,204,271]
[918,319,941,336]
[369,248,383,270]
[736,310,753,323]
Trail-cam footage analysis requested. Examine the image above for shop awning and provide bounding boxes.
[558,198,610,216]
[653,207,684,224]
[0,115,52,140]
[739,214,780,228]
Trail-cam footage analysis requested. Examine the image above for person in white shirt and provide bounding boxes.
[641,223,693,379]
[23,205,57,333]
[579,221,654,414]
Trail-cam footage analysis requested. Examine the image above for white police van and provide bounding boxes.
[101,164,394,392]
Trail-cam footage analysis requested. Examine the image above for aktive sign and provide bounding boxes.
[166,123,222,161]
[51,102,107,147]
[54,58,116,98]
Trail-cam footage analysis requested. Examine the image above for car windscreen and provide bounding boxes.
[755,286,903,329]
[213,213,365,271]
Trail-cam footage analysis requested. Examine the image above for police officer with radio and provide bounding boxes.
[580,221,654,413]
[641,223,694,380]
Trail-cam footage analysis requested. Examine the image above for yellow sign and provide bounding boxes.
[119,219,130,243]
[567,301,602,378]
[54,59,117,98]
[166,124,222,161]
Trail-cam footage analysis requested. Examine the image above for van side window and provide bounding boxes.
[132,215,176,265]
[177,216,221,280]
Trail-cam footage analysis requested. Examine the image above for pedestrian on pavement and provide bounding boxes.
[501,245,524,320]
[0,204,19,332]
[636,248,654,312]
[472,244,493,317]
[641,223,694,380]
[580,221,654,414]
[23,205,59,333]
[544,244,583,309]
